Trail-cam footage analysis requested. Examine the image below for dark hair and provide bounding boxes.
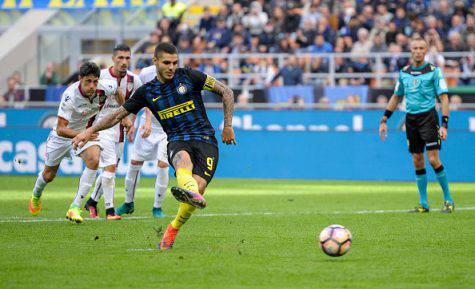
[79,62,100,78]
[154,42,178,58]
[113,44,130,55]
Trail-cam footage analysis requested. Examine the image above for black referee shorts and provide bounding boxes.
[167,140,219,184]
[405,108,441,154]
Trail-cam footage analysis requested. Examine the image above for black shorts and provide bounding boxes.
[167,140,219,184]
[405,108,441,154]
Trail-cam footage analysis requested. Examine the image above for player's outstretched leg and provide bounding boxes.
[117,162,143,216]
[160,167,201,250]
[153,163,169,218]
[29,168,52,216]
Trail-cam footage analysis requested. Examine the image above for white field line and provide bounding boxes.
[1,207,475,224]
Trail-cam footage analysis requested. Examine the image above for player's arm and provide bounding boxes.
[114,89,133,130]
[56,117,80,139]
[379,72,404,141]
[434,67,449,140]
[72,107,130,149]
[379,94,399,141]
[209,78,236,145]
[73,86,148,148]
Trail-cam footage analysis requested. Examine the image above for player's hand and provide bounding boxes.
[127,126,136,142]
[141,123,152,138]
[221,126,236,145]
[72,129,94,150]
[379,122,388,141]
[439,126,447,141]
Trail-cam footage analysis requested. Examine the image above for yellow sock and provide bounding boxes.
[171,168,200,230]
[171,203,196,229]
[176,168,199,193]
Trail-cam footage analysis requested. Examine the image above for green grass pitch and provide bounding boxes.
[0,176,474,289]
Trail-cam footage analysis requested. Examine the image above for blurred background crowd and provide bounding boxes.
[1,0,474,107]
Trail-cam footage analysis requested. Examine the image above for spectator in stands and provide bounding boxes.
[374,4,393,25]
[62,60,84,85]
[269,56,303,86]
[434,0,453,29]
[386,43,407,72]
[307,34,333,53]
[282,1,303,34]
[2,77,25,103]
[370,32,387,53]
[351,57,371,85]
[226,2,243,29]
[11,71,22,86]
[425,45,445,68]
[206,18,232,51]
[448,14,466,37]
[198,6,216,35]
[393,7,410,29]
[138,31,160,54]
[461,15,474,41]
[449,94,463,110]
[177,37,192,53]
[395,33,409,51]
[295,19,317,49]
[376,95,389,105]
[40,62,58,86]
[162,0,187,29]
[300,3,322,27]
[352,28,372,54]
[385,21,399,45]
[242,1,268,36]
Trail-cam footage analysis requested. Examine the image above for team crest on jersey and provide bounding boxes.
[177,83,187,95]
[412,79,419,87]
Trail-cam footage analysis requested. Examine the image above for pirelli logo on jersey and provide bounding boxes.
[158,100,195,120]
[203,75,216,91]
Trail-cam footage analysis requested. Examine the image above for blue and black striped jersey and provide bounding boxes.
[123,68,217,146]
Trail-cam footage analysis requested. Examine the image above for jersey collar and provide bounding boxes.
[78,82,88,98]
[410,62,428,70]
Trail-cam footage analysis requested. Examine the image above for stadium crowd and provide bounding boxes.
[1,0,474,105]
[133,0,474,88]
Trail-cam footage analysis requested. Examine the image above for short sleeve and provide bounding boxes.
[394,72,405,97]
[187,69,215,91]
[57,94,73,121]
[133,76,143,94]
[434,67,449,96]
[122,85,148,115]
[99,79,118,96]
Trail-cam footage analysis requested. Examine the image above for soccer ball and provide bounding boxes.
[318,224,352,257]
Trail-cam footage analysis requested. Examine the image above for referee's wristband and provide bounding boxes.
[441,116,449,128]
[383,109,393,119]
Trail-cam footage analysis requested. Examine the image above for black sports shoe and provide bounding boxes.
[441,201,454,214]
[409,204,430,213]
[171,186,207,209]
[84,198,99,218]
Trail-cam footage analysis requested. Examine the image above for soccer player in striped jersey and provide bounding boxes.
[379,37,454,214]
[82,44,142,220]
[28,62,132,223]
[115,65,170,218]
[72,43,236,249]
